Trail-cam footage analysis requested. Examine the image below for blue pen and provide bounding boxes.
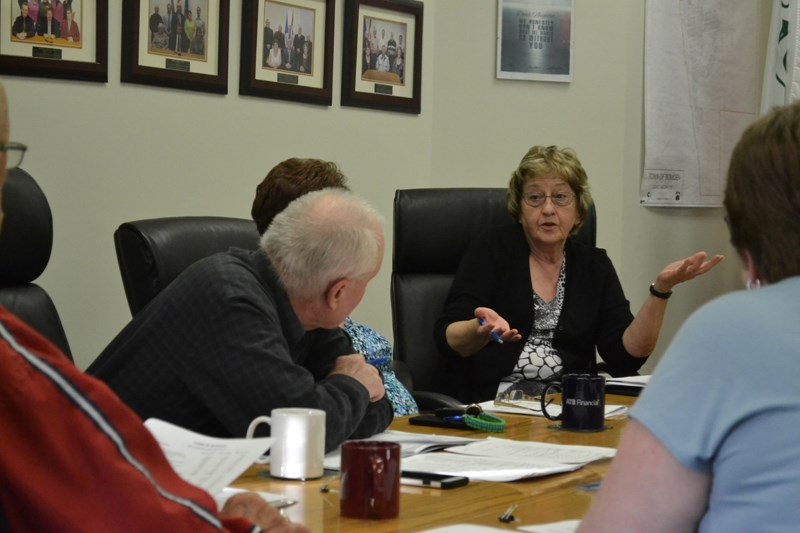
[477,318,504,344]
[366,356,391,367]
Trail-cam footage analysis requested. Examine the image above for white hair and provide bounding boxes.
[261,188,383,300]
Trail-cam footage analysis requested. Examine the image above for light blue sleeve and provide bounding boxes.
[630,290,772,472]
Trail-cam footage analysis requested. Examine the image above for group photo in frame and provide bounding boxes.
[341,0,422,114]
[121,0,229,94]
[239,0,334,106]
[496,0,573,82]
[0,0,107,82]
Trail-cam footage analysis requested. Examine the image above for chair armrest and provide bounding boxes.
[391,360,463,410]
[412,391,464,411]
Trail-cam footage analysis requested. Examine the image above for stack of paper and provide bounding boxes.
[325,431,616,482]
[401,437,615,482]
[323,430,477,470]
[478,400,628,418]
[144,418,294,510]
[419,520,580,533]
[606,374,651,396]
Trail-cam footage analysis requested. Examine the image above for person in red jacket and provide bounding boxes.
[0,82,308,533]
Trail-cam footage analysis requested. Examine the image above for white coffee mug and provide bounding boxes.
[246,408,326,480]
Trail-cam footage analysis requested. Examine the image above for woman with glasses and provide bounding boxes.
[433,145,724,403]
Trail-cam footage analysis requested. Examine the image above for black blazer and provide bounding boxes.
[434,223,643,403]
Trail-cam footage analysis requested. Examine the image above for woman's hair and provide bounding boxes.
[507,145,593,234]
[724,102,800,283]
[261,188,383,301]
[251,158,349,234]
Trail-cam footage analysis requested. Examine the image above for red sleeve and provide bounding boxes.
[0,308,252,532]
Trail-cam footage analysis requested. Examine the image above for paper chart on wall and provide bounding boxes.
[642,1,765,207]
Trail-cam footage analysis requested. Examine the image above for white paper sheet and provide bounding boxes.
[418,519,580,533]
[323,430,477,470]
[479,400,628,418]
[144,418,274,498]
[606,375,651,388]
[401,452,579,482]
[445,437,616,465]
[519,519,581,533]
[418,526,508,532]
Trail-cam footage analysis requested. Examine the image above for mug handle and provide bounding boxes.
[246,415,272,464]
[540,382,562,421]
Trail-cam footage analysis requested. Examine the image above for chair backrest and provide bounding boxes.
[390,187,596,393]
[0,168,72,360]
[114,216,260,315]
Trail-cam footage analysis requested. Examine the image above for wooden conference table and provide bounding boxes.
[232,394,636,532]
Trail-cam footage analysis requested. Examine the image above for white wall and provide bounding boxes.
[3,1,762,372]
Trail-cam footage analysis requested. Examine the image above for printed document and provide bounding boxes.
[144,418,289,509]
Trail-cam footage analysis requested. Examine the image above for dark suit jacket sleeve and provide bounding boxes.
[89,254,392,453]
[186,278,390,452]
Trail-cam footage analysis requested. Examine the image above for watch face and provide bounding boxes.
[465,403,483,416]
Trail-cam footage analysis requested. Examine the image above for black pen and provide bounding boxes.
[400,471,469,489]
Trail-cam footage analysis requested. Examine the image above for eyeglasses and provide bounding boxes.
[523,191,575,208]
[0,142,27,170]
[494,380,552,413]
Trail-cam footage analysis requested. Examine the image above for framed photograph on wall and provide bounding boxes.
[0,0,108,82]
[239,0,334,106]
[496,0,573,82]
[341,0,422,114]
[121,0,229,94]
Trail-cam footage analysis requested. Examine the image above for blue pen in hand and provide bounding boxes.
[477,318,504,344]
[366,356,391,367]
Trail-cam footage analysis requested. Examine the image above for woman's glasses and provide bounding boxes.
[523,192,575,208]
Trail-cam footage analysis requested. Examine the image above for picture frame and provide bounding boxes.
[0,0,108,82]
[496,0,573,82]
[121,0,229,94]
[239,0,334,106]
[341,0,422,114]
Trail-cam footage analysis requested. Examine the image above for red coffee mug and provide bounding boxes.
[339,441,401,519]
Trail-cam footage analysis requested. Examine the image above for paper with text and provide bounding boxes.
[479,400,627,418]
[401,451,579,482]
[144,418,274,498]
[324,430,477,470]
[445,437,616,465]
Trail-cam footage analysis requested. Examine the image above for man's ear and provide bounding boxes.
[325,278,348,310]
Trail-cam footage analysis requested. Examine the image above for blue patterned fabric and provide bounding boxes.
[343,317,419,416]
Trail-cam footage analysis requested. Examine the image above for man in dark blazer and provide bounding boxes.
[36,6,60,39]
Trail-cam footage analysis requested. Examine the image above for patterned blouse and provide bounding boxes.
[343,317,419,416]
[506,257,567,385]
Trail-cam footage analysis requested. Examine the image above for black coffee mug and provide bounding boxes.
[540,373,606,432]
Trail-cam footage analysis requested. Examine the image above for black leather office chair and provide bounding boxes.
[0,168,72,361]
[390,188,596,406]
[114,217,260,315]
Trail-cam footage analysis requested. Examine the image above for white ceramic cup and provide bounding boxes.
[246,408,326,480]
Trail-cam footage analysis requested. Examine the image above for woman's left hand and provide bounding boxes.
[654,251,725,292]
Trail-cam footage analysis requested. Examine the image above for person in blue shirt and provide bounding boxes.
[579,100,800,532]
[251,157,419,416]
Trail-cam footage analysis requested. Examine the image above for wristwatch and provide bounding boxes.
[649,283,672,300]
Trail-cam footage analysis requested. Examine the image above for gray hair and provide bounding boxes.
[261,188,383,300]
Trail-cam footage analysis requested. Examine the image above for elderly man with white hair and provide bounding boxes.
[89,188,392,452]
